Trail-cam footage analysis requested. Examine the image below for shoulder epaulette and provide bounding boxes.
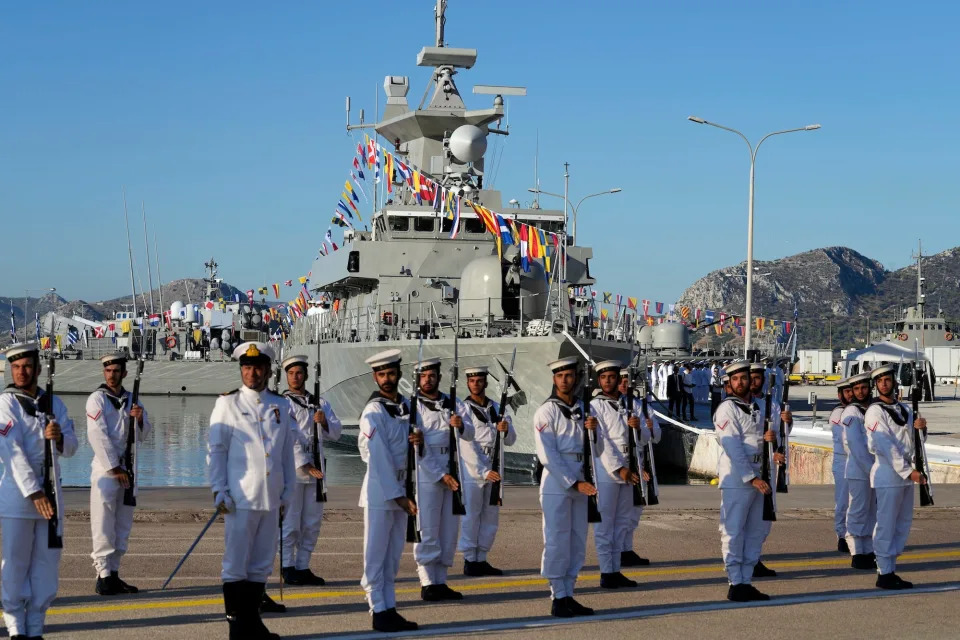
[221,388,239,396]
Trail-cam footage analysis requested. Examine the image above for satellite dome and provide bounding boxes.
[449,125,487,164]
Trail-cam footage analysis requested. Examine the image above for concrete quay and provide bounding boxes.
[16,485,960,639]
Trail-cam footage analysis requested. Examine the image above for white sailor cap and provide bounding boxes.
[232,341,276,364]
[725,360,751,377]
[620,368,630,377]
[836,378,852,390]
[721,374,730,383]
[3,342,39,363]
[750,362,766,373]
[100,352,128,367]
[595,360,622,375]
[365,349,402,371]
[847,372,871,386]
[464,366,489,377]
[282,355,309,371]
[870,364,898,382]
[548,357,578,373]
[414,357,442,373]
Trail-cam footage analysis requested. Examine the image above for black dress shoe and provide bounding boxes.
[478,560,503,576]
[727,584,751,602]
[876,573,913,590]
[372,609,401,632]
[752,561,777,578]
[616,572,638,588]
[386,608,419,631]
[260,591,287,613]
[837,538,850,553]
[600,572,622,589]
[297,568,326,586]
[435,583,463,600]
[111,571,138,594]
[96,576,120,596]
[551,597,576,618]
[620,551,650,567]
[566,597,595,616]
[742,584,771,601]
[851,554,877,570]
[463,560,485,576]
[421,584,463,601]
[281,566,304,585]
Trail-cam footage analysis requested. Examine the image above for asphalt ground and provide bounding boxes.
[6,485,958,639]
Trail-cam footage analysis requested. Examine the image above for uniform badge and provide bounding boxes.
[0,420,12,437]
[87,409,102,421]
[716,420,728,431]
[867,421,878,432]
[362,428,376,439]
[535,423,548,433]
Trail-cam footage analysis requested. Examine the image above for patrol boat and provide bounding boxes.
[282,0,668,469]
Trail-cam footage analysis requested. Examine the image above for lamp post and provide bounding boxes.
[688,116,819,357]
[23,288,57,343]
[526,187,622,246]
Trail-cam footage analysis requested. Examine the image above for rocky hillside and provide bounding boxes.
[677,245,960,350]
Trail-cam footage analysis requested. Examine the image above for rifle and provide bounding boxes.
[640,374,660,506]
[761,371,777,521]
[405,337,424,543]
[313,350,327,503]
[625,325,645,507]
[40,338,63,549]
[122,358,145,507]
[913,342,934,506]
[489,346,517,507]
[448,305,466,516]
[581,357,602,523]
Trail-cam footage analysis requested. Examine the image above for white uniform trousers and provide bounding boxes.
[832,455,848,539]
[457,483,499,562]
[594,483,633,573]
[281,483,324,570]
[540,492,587,599]
[874,486,914,575]
[844,479,876,555]
[620,505,643,553]
[222,508,279,583]
[361,509,405,613]
[1,518,61,637]
[719,489,765,585]
[90,472,134,577]
[413,481,458,585]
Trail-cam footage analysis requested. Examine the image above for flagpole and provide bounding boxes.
[141,201,156,316]
[122,188,138,326]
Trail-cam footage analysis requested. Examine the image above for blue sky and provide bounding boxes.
[2,1,958,305]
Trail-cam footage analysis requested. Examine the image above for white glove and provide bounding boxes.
[214,491,235,513]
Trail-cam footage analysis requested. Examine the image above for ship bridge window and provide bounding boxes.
[938,324,943,330]
[414,217,435,232]
[464,217,486,233]
[390,216,410,232]
[347,251,360,273]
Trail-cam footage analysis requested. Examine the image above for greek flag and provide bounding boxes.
[9,306,15,342]
[67,325,80,346]
[35,313,40,342]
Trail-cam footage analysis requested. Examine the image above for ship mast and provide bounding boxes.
[913,240,925,349]
[435,0,446,47]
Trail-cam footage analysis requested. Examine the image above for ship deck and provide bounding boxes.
[23,485,960,639]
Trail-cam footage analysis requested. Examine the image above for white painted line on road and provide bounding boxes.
[639,521,681,531]
[325,582,960,640]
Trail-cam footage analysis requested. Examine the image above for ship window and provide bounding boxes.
[464,217,486,233]
[414,216,435,232]
[347,251,360,273]
[938,324,943,330]
[440,216,454,234]
[908,324,914,330]
[390,216,409,232]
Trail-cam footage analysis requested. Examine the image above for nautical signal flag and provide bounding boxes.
[298,276,308,284]
[756,317,765,331]
[94,325,106,339]
[627,297,638,311]
[642,299,650,316]
[284,280,293,286]
[272,284,280,298]
[655,302,664,314]
[246,290,254,303]
[258,287,268,295]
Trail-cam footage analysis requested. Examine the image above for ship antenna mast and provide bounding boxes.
[435,0,447,47]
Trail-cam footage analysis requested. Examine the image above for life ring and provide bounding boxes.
[946,332,954,341]
[897,333,908,341]
[164,336,177,348]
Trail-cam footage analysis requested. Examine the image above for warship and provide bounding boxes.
[281,0,691,469]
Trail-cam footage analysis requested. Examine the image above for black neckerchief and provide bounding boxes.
[283,389,317,408]
[417,392,448,413]
[724,396,753,416]
[97,384,128,410]
[367,392,409,418]
[3,384,41,417]
[464,396,494,424]
[850,400,871,415]
[596,392,620,413]
[545,393,582,421]
[876,399,908,426]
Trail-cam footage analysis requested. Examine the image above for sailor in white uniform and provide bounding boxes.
[0,343,78,640]
[592,360,646,589]
[649,361,659,401]
[710,362,722,418]
[865,364,927,590]
[841,371,877,570]
[358,349,419,633]
[412,358,475,601]
[618,368,661,567]
[534,357,602,618]
[207,342,296,640]
[457,366,514,576]
[86,352,152,596]
[714,360,775,602]
[830,379,853,553]
[279,354,342,586]
[657,361,668,399]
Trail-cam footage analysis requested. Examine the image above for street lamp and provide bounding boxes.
[688,116,819,357]
[526,187,621,245]
[23,288,57,342]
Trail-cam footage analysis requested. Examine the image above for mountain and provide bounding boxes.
[677,245,960,351]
